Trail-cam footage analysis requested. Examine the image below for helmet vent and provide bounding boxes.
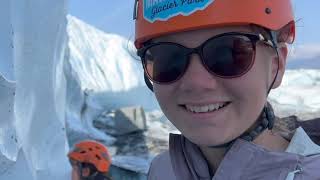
[265,8,272,14]
[96,155,101,160]
[89,148,93,151]
[80,151,86,154]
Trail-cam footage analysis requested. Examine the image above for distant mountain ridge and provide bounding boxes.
[287,56,320,69]
[287,44,320,69]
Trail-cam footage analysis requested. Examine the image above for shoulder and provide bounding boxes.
[148,151,176,180]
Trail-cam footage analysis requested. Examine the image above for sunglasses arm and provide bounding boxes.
[266,30,280,95]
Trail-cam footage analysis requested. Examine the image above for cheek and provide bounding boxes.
[153,84,184,128]
[153,84,176,112]
[238,49,271,96]
[256,45,275,85]
[225,55,270,120]
[153,84,167,103]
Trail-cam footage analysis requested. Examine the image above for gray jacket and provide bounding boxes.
[148,120,320,180]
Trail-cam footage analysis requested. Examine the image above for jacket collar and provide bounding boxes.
[286,127,320,156]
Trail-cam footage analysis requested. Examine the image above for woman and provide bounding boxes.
[68,140,112,180]
[133,0,320,179]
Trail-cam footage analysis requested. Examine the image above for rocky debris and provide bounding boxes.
[273,115,300,140]
[94,106,147,136]
[112,131,169,158]
[107,110,177,176]
[108,110,174,165]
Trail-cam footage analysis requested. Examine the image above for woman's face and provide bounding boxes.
[152,26,286,146]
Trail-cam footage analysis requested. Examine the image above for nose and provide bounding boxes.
[178,54,220,90]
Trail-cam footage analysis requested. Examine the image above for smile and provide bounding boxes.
[184,102,230,113]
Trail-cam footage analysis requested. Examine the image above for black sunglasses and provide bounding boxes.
[137,32,275,84]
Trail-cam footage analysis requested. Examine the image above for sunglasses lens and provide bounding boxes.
[143,44,188,83]
[203,35,254,77]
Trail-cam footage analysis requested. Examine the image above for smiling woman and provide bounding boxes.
[133,0,320,179]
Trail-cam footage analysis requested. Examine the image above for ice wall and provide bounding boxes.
[0,1,71,179]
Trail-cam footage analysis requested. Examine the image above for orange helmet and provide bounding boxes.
[68,140,111,173]
[134,0,295,48]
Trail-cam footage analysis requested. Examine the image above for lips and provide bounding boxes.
[184,102,230,113]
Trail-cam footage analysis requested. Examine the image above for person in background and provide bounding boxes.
[133,0,320,179]
[68,140,112,180]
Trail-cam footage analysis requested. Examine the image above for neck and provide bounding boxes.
[199,129,289,175]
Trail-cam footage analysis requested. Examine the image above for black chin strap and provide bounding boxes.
[208,102,275,149]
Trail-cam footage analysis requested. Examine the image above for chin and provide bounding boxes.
[185,131,232,147]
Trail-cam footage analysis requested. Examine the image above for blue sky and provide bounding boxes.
[68,0,320,46]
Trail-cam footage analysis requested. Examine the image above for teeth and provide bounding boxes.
[185,103,227,113]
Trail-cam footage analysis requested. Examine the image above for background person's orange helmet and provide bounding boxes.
[68,140,111,173]
[134,0,296,48]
